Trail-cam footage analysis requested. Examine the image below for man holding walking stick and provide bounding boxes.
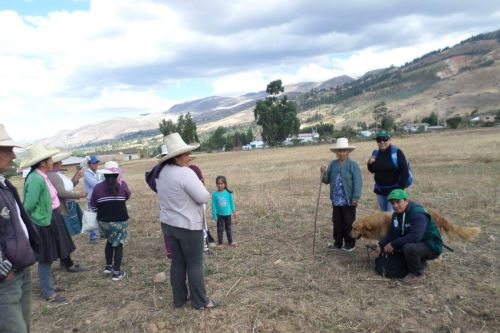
[320,138,362,252]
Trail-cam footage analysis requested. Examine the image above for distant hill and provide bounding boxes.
[38,29,500,148]
[39,77,352,147]
[294,29,500,129]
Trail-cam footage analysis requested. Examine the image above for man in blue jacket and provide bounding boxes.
[0,124,40,332]
[375,189,443,284]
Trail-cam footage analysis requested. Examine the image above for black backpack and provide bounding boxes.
[374,250,408,279]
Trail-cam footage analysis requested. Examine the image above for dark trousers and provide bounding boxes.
[216,215,233,244]
[105,242,123,272]
[161,223,208,309]
[332,205,356,248]
[403,242,439,275]
[0,268,31,333]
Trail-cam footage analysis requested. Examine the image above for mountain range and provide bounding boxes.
[39,30,500,148]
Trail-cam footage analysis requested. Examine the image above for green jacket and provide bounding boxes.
[23,171,53,226]
[409,205,443,255]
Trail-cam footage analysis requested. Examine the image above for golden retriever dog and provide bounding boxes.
[351,208,481,241]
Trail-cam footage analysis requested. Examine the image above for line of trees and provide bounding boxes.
[200,127,254,151]
[159,112,199,143]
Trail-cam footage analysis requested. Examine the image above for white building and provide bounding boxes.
[283,132,320,145]
[403,123,430,133]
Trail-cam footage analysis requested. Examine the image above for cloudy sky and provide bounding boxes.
[1,0,499,142]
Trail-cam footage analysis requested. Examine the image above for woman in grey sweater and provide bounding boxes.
[156,133,217,310]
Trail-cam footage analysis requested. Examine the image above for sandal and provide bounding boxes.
[195,299,219,310]
[44,294,66,303]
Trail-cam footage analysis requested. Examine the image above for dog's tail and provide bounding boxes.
[428,208,481,241]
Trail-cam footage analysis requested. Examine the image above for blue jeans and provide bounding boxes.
[0,268,32,333]
[376,194,393,212]
[38,262,54,299]
[88,229,97,241]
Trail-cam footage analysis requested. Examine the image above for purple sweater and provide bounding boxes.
[90,180,131,222]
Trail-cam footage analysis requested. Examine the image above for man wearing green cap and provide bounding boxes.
[367,130,410,212]
[374,189,443,284]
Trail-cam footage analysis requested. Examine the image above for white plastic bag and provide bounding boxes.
[81,210,98,233]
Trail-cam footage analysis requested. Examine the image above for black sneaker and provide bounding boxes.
[342,245,356,252]
[112,271,126,281]
[65,264,85,273]
[327,243,342,250]
[103,265,113,274]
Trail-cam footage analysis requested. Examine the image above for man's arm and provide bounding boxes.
[83,170,100,189]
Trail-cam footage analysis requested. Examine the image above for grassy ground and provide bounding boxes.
[12,128,499,333]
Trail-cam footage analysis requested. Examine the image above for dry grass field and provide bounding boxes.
[12,128,499,333]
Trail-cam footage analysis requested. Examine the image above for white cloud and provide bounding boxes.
[0,0,499,141]
[212,71,269,96]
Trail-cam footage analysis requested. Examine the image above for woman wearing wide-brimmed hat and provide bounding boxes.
[48,152,86,221]
[21,144,77,302]
[90,161,131,281]
[156,133,217,310]
[320,138,362,252]
[48,152,87,270]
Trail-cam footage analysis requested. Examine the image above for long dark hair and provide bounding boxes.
[24,158,50,184]
[104,174,119,195]
[215,175,232,193]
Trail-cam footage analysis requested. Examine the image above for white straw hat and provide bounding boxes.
[20,144,60,168]
[98,161,121,174]
[52,151,72,163]
[154,144,168,159]
[329,138,356,152]
[158,133,199,163]
[0,124,22,148]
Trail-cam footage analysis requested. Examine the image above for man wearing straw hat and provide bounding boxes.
[320,137,362,252]
[0,124,40,332]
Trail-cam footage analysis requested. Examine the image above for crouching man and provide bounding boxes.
[374,189,443,284]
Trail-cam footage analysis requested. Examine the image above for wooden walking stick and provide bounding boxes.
[312,176,323,254]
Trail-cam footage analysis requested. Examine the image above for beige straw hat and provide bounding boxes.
[20,144,60,168]
[52,151,72,163]
[329,137,356,152]
[0,124,23,148]
[154,144,168,159]
[158,133,199,163]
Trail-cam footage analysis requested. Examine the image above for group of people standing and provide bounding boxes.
[0,123,135,331]
[321,130,409,251]
[321,130,443,284]
[0,122,444,331]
